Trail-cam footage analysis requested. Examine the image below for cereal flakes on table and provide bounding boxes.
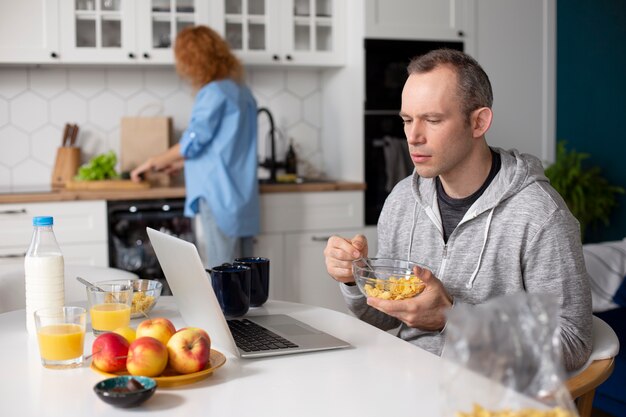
[455,404,577,417]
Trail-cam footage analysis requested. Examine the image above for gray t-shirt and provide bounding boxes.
[437,149,501,242]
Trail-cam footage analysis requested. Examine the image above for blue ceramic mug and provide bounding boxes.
[209,264,251,317]
[234,257,270,307]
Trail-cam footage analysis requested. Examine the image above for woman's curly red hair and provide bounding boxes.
[174,25,243,89]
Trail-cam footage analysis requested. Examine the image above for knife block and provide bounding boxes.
[51,147,81,188]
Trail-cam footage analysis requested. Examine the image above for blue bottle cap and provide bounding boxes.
[33,216,53,226]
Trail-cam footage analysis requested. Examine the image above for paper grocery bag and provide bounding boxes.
[120,116,172,186]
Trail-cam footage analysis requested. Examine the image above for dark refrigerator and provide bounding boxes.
[364,38,463,225]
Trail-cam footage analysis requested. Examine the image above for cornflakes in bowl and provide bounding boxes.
[352,258,426,300]
[104,279,162,318]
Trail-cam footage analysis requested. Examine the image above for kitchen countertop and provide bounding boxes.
[0,181,366,204]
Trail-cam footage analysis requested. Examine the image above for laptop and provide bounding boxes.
[146,227,350,358]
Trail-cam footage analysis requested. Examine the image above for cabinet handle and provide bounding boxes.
[0,252,26,259]
[0,209,27,215]
[457,30,465,37]
[272,54,280,61]
[128,52,136,59]
[311,236,331,242]
[285,54,293,61]
[143,53,151,59]
[50,52,58,59]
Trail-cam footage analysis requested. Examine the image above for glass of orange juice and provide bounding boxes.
[34,306,86,369]
[86,281,133,335]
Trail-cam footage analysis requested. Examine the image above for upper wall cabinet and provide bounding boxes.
[0,0,345,66]
[219,0,345,66]
[365,0,472,42]
[59,0,210,64]
[0,0,210,64]
[0,0,59,63]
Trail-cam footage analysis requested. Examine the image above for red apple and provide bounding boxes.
[136,317,176,346]
[166,328,211,374]
[178,327,211,345]
[126,336,168,377]
[92,332,129,373]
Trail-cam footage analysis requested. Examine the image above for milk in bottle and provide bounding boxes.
[25,216,65,334]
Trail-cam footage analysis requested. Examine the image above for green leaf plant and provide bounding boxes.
[544,141,624,241]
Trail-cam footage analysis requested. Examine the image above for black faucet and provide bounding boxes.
[257,107,284,183]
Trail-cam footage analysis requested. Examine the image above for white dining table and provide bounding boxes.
[1,296,544,417]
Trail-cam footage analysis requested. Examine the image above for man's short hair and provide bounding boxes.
[407,49,493,120]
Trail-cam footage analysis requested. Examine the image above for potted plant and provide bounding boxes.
[544,141,624,240]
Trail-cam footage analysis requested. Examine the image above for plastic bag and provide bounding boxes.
[440,293,579,417]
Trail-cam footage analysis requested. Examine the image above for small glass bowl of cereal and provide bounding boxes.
[352,258,426,300]
[108,279,163,318]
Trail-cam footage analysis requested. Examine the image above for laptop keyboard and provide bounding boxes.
[227,319,299,352]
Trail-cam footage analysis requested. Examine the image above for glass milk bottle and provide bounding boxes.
[24,216,65,334]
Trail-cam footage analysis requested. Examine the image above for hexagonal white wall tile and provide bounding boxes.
[30,68,68,98]
[107,68,143,98]
[69,68,106,98]
[11,92,48,133]
[270,92,301,128]
[0,98,8,127]
[50,91,88,128]
[31,126,62,166]
[125,91,162,117]
[162,90,194,131]
[145,68,180,98]
[12,159,50,187]
[286,122,319,159]
[106,129,121,167]
[78,124,110,161]
[303,92,321,128]
[88,92,124,131]
[0,126,29,167]
[286,70,319,98]
[249,69,286,99]
[0,69,28,99]
[0,66,327,190]
[0,164,10,189]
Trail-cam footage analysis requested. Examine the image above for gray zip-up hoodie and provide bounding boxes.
[341,148,592,371]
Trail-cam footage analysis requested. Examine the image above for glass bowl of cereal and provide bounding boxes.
[352,258,426,300]
[104,279,163,318]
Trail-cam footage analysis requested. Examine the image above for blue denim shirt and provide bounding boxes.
[179,79,259,237]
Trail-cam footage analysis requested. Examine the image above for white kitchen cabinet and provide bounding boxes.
[255,191,365,313]
[251,232,285,303]
[58,0,209,64]
[365,0,473,43]
[0,200,108,269]
[0,0,60,63]
[219,0,345,66]
[282,229,351,314]
[280,225,377,314]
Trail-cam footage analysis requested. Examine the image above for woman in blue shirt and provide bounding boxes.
[131,25,259,268]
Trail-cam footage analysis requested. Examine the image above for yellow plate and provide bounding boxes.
[90,349,226,388]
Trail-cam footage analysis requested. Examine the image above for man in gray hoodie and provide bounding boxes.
[324,49,592,371]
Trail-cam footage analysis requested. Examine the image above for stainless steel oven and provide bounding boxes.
[364,38,464,225]
[107,198,195,295]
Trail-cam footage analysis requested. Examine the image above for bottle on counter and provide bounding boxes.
[24,216,65,335]
[285,139,298,175]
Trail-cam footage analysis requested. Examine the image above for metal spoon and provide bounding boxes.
[76,276,105,292]
[76,276,149,319]
[355,257,375,271]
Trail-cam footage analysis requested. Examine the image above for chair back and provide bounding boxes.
[566,316,619,417]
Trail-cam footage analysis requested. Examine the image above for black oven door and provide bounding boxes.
[107,198,194,295]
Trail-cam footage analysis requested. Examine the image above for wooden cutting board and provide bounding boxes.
[65,179,150,190]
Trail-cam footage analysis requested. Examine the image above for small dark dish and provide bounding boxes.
[93,376,157,408]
